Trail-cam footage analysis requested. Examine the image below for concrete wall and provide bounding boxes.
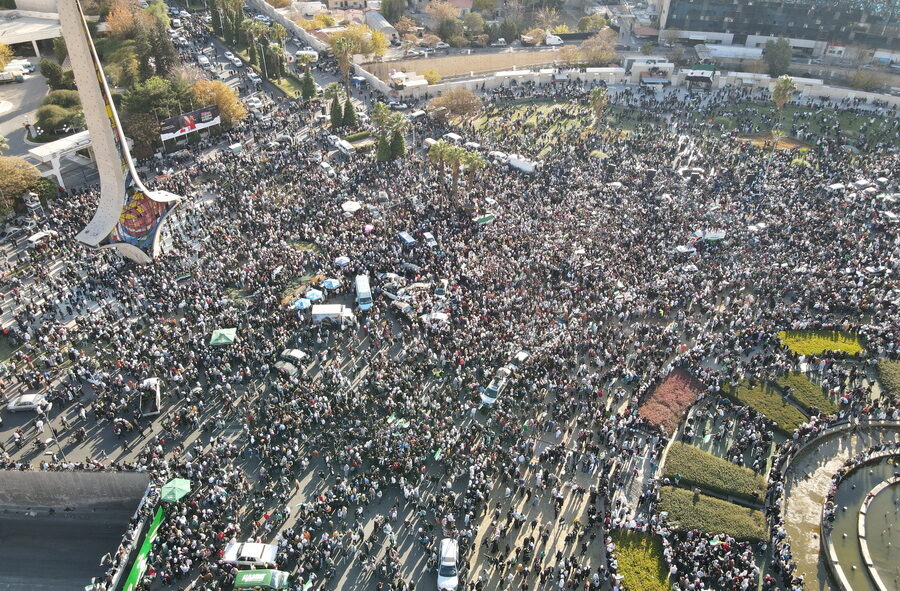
[0,471,151,511]
[14,0,56,12]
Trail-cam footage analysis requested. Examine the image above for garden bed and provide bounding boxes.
[877,359,900,395]
[658,486,767,542]
[724,381,808,435]
[609,530,669,591]
[774,372,839,414]
[638,368,705,434]
[778,329,864,356]
[663,442,766,503]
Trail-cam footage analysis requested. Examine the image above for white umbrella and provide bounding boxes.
[334,256,350,267]
[341,200,362,213]
[306,288,324,302]
[322,278,341,290]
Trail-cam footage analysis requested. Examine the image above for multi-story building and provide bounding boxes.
[654,0,900,59]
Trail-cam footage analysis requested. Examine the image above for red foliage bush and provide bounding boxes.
[638,368,704,434]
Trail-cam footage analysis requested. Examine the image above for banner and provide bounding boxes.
[160,105,220,141]
[122,506,166,591]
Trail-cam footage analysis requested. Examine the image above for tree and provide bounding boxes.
[192,80,247,126]
[330,97,344,128]
[122,112,160,158]
[52,38,68,64]
[771,75,796,112]
[107,0,138,38]
[0,135,8,153]
[342,97,358,127]
[577,14,607,32]
[390,129,406,159]
[534,7,559,30]
[0,157,39,212]
[641,42,653,55]
[437,18,463,41]
[580,29,617,65]
[123,76,188,119]
[376,136,392,162]
[426,1,459,25]
[463,12,485,35]
[427,88,482,118]
[423,69,442,84]
[850,70,885,91]
[301,70,316,99]
[395,16,417,35]
[472,0,495,13]
[150,24,179,77]
[589,86,608,129]
[0,43,12,70]
[44,89,81,109]
[295,53,314,72]
[461,149,485,186]
[558,45,582,67]
[135,30,155,81]
[40,59,64,90]
[144,0,170,29]
[322,82,344,104]
[551,24,569,34]
[764,38,791,77]
[381,0,404,23]
[329,35,355,93]
[427,139,452,177]
[522,28,545,45]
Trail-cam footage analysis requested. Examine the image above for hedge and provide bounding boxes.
[877,359,900,395]
[663,442,766,503]
[778,330,864,356]
[724,381,808,435]
[344,130,371,143]
[658,486,767,542]
[610,530,669,591]
[774,372,839,414]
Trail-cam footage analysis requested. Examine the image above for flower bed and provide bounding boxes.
[877,358,900,395]
[658,486,767,542]
[663,442,766,503]
[610,530,669,591]
[724,381,808,435]
[774,372,839,414]
[778,330,864,356]
[638,368,704,434]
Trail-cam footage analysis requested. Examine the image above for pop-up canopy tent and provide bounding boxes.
[209,328,237,346]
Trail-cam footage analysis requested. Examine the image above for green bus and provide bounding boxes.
[233,569,290,590]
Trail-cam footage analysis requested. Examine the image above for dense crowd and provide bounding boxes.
[1,21,899,591]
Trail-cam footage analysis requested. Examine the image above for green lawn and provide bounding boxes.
[774,372,839,414]
[663,442,767,503]
[724,381,808,434]
[610,530,669,591]
[658,486,767,542]
[778,330,864,356]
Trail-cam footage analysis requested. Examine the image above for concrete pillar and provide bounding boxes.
[32,39,41,58]
[50,156,66,191]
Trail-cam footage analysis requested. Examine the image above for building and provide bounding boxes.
[657,0,900,58]
[0,9,61,57]
[364,10,399,42]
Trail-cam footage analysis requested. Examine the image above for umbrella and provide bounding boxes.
[334,256,350,267]
[341,200,362,213]
[209,328,237,346]
[322,278,341,290]
[474,213,497,225]
[160,478,191,502]
[292,298,312,310]
[306,288,324,302]
[364,224,374,234]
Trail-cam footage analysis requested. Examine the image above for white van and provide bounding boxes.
[319,161,336,177]
[27,230,57,249]
[336,139,356,156]
[355,274,373,311]
[545,34,564,46]
[407,110,427,120]
[423,138,438,149]
[294,49,319,62]
[311,304,355,327]
[442,132,463,144]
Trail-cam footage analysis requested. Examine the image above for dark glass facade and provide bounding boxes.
[666,0,900,50]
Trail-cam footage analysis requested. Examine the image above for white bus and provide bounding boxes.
[355,274,373,311]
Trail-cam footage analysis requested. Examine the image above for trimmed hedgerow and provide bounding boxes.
[778,329,863,356]
[774,372,839,414]
[724,381,808,435]
[877,358,900,395]
[658,486,767,542]
[663,442,766,503]
[610,530,669,591]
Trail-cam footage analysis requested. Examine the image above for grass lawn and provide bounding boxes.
[774,372,839,414]
[778,330,864,356]
[663,442,766,503]
[610,530,669,591]
[725,381,808,434]
[877,359,900,395]
[271,72,305,99]
[658,486,767,542]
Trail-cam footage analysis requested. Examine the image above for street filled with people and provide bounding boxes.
[1,14,899,591]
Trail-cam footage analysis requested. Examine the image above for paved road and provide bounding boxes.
[0,58,47,158]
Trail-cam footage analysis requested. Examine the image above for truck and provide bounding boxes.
[0,71,24,84]
[311,304,356,327]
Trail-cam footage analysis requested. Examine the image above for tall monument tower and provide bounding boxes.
[57,0,181,264]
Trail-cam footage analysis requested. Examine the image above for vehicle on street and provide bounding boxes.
[6,393,51,413]
[423,231,438,247]
[480,367,511,405]
[435,41,450,49]
[234,569,291,590]
[355,274,373,311]
[437,538,460,591]
[388,101,409,111]
[247,71,262,84]
[221,541,278,569]
[434,278,448,299]
[490,38,507,47]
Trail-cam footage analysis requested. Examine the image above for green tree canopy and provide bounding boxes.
[764,38,792,77]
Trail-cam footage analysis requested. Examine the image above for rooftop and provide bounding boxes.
[0,9,61,45]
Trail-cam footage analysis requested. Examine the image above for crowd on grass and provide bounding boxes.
[1,15,899,591]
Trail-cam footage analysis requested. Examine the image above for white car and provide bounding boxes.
[327,134,340,146]
[434,278,448,299]
[388,101,409,111]
[247,71,262,84]
[507,350,530,371]
[490,38,507,47]
[224,51,236,61]
[435,41,450,49]
[480,367,511,405]
[6,393,52,413]
[230,56,243,68]
[423,232,438,248]
[437,538,459,591]
[280,349,309,365]
[221,541,278,568]
[179,9,191,18]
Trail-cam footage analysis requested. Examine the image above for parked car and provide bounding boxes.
[490,38,507,47]
[480,367,511,405]
[6,393,51,413]
[435,41,450,49]
[388,101,409,111]
[247,71,262,84]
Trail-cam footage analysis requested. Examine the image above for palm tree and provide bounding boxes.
[295,53,314,73]
[428,139,453,179]
[330,35,356,94]
[270,22,287,49]
[589,87,608,130]
[322,82,344,104]
[461,149,485,188]
[445,145,467,196]
[771,75,796,139]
